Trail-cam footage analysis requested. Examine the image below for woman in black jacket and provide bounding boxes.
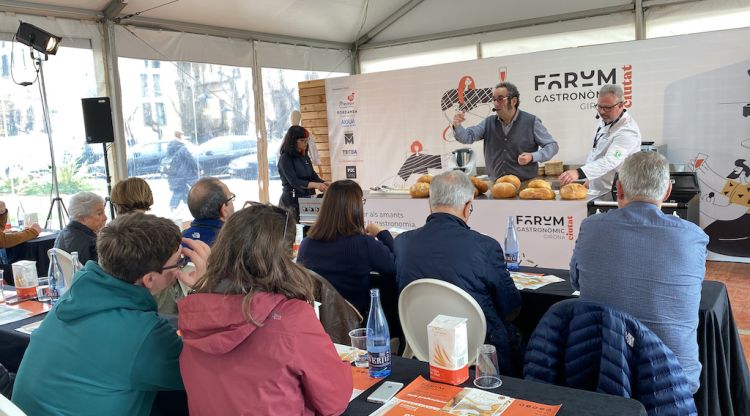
[277,126,327,220]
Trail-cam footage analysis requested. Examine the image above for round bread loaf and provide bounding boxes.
[470,176,489,194]
[496,174,521,190]
[560,183,588,200]
[527,179,552,190]
[417,174,433,184]
[410,182,430,198]
[492,182,517,198]
[519,187,556,200]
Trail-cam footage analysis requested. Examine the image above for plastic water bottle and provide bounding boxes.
[367,288,391,378]
[504,216,520,271]
[71,251,83,282]
[16,202,25,228]
[48,249,66,304]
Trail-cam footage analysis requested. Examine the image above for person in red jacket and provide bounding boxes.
[177,204,352,416]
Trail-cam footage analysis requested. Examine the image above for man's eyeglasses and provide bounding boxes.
[160,254,189,272]
[491,96,510,103]
[466,200,474,214]
[224,193,236,205]
[596,102,623,111]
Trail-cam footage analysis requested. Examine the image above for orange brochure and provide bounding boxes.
[395,376,464,409]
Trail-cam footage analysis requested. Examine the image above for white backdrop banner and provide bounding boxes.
[327,27,750,262]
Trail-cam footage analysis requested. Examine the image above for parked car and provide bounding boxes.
[126,141,170,176]
[228,152,279,180]
[127,140,198,177]
[197,135,256,176]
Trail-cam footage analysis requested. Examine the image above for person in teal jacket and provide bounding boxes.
[12,213,209,416]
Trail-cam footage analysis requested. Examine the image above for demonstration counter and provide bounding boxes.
[364,191,601,269]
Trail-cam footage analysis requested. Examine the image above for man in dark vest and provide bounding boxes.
[453,81,559,181]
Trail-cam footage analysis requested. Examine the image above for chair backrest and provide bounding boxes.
[398,278,487,365]
[0,395,27,416]
[308,271,363,345]
[47,248,74,287]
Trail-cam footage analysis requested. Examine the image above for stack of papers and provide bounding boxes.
[370,376,561,416]
[510,272,564,290]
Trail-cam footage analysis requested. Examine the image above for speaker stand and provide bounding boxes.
[102,143,115,219]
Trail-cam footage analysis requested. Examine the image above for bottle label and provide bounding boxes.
[369,350,391,369]
[505,252,518,264]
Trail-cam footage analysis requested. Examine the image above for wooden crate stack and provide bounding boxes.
[298,79,331,181]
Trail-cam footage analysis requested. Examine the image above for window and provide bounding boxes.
[119,58,256,219]
[0,43,102,230]
[153,74,162,97]
[140,74,148,97]
[261,68,348,205]
[1,55,8,78]
[142,103,153,125]
[155,102,166,125]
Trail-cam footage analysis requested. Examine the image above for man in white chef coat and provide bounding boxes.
[559,84,641,195]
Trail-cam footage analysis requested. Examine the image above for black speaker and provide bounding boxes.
[81,97,115,144]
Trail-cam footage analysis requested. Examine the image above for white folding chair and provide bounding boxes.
[47,248,74,287]
[0,394,27,416]
[398,278,487,365]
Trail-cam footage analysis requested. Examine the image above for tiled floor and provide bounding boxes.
[705,261,750,365]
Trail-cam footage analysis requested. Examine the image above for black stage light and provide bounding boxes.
[15,21,62,56]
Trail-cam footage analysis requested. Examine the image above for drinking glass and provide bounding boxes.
[474,344,502,389]
[0,269,4,303]
[36,277,51,302]
[348,328,369,368]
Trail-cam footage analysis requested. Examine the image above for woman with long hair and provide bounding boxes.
[277,125,328,220]
[178,204,352,415]
[297,180,396,317]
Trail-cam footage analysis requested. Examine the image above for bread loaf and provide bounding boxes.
[410,182,430,198]
[470,176,489,194]
[560,183,588,200]
[527,179,552,190]
[519,187,555,200]
[496,175,521,191]
[417,174,433,184]
[492,182,517,198]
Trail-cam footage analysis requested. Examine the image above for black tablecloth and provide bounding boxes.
[344,355,647,416]
[694,281,750,416]
[3,232,58,284]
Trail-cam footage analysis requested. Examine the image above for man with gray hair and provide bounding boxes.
[394,170,522,375]
[570,152,708,393]
[559,83,641,194]
[453,81,559,181]
[54,191,107,264]
[182,177,235,246]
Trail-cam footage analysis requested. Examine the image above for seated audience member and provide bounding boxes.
[394,171,522,375]
[182,177,235,246]
[178,204,352,416]
[53,192,107,264]
[12,213,209,416]
[155,178,234,313]
[110,177,154,215]
[0,200,41,248]
[570,151,708,394]
[297,179,395,317]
